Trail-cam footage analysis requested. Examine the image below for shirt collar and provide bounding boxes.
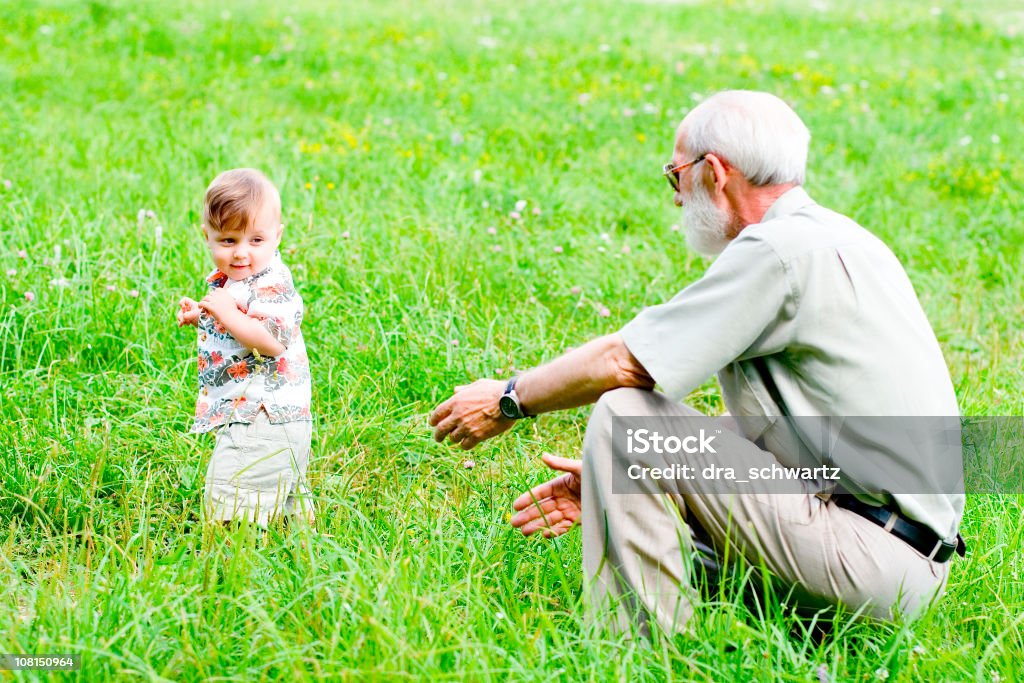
[758,186,816,224]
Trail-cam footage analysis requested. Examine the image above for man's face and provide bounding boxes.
[204,199,283,281]
[672,130,733,257]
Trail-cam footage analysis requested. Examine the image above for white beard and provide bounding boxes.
[682,178,733,257]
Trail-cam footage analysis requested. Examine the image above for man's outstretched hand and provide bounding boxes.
[510,454,582,538]
[429,379,515,450]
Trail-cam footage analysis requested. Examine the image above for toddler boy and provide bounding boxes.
[177,168,313,526]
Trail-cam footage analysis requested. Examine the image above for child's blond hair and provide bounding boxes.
[203,168,281,234]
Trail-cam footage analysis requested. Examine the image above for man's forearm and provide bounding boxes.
[515,333,655,415]
[218,311,286,357]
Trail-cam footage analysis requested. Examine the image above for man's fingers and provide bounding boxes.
[510,495,558,524]
[428,399,453,427]
[512,481,557,511]
[518,509,565,537]
[540,453,583,476]
[432,414,457,442]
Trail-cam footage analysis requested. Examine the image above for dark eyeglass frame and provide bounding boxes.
[663,155,707,192]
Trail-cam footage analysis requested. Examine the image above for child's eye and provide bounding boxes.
[252,238,263,244]
[221,239,235,245]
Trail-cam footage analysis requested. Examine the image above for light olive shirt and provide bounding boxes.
[620,187,963,539]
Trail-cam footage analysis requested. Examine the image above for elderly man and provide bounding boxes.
[429,90,964,635]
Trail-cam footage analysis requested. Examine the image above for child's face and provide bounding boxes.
[203,200,283,281]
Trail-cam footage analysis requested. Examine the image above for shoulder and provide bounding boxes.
[742,202,886,262]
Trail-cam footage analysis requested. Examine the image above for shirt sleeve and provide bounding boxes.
[619,233,797,401]
[244,271,303,349]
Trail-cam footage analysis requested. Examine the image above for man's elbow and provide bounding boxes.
[605,335,655,390]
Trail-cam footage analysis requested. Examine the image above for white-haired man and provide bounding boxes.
[429,90,964,634]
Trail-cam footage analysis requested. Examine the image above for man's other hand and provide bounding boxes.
[429,378,514,450]
[510,454,582,538]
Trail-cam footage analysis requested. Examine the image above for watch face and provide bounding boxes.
[499,395,519,419]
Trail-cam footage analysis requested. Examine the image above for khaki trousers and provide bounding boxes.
[581,388,949,635]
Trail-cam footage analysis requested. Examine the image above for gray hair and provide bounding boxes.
[681,90,810,186]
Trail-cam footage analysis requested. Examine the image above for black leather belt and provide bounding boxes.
[832,495,966,563]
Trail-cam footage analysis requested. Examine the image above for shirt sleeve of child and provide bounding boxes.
[245,272,303,349]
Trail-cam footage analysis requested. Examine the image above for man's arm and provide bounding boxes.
[429,333,654,450]
[199,288,286,357]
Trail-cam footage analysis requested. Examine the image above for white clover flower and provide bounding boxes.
[514,199,527,212]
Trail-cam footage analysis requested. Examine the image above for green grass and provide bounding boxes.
[1,0,1022,679]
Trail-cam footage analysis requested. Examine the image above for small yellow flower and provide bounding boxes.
[305,182,312,189]
[327,182,335,190]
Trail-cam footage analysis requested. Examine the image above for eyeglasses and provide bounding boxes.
[663,156,706,192]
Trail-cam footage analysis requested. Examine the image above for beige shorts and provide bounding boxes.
[204,412,314,526]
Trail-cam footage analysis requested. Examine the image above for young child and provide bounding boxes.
[177,168,314,526]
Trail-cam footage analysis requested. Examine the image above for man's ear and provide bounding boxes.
[703,153,731,194]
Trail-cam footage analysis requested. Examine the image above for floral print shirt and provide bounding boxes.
[191,254,312,433]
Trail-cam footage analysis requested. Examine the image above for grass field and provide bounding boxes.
[2,0,1023,680]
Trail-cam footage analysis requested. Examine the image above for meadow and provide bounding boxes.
[1,0,1022,679]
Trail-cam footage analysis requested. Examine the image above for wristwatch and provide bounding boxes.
[498,377,533,419]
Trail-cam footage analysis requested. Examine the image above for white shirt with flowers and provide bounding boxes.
[191,254,312,433]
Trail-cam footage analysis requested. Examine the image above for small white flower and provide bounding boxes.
[478,36,498,49]
[621,245,631,254]
[553,246,563,254]
[600,232,610,242]
[642,103,658,115]
[670,224,680,232]
[492,245,502,253]
[39,24,54,35]
[50,277,70,288]
[532,207,541,216]
[804,49,820,59]
[577,93,592,106]
[450,131,463,145]
[622,107,636,117]
[570,286,581,295]
[450,339,459,347]
[436,71,448,81]
[486,226,497,235]
[462,459,475,469]
[2,179,11,190]
[24,291,35,302]
[17,249,27,258]
[598,306,611,318]
[509,211,521,220]
[875,668,889,680]
[514,199,527,212]
[930,7,942,16]
[472,169,483,184]
[912,644,927,656]
[482,200,489,209]
[6,268,16,276]
[128,289,140,298]
[382,117,393,126]
[106,285,117,292]
[959,135,972,146]
[494,611,506,620]
[991,134,1001,144]
[599,44,610,53]
[341,230,351,238]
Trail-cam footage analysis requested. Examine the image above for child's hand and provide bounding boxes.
[177,297,201,327]
[199,288,240,322]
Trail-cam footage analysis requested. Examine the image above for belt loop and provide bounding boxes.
[882,511,898,532]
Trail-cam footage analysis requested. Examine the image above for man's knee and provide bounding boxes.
[592,387,655,421]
